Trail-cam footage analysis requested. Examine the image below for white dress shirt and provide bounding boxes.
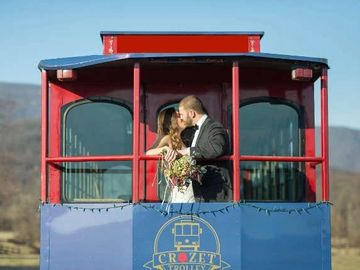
[184,114,208,155]
[191,114,208,147]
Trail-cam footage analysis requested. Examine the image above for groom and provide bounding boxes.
[165,95,232,202]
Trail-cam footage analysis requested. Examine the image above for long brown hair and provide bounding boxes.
[168,110,182,150]
[157,108,174,138]
[152,107,182,150]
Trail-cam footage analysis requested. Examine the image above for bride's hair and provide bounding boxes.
[168,110,182,150]
[152,107,182,150]
[157,108,174,138]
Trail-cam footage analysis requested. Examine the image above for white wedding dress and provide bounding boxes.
[169,181,195,203]
[161,145,196,204]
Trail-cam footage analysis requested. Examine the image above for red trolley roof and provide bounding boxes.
[100,31,265,54]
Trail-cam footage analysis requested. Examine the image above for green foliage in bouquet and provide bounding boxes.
[163,155,206,192]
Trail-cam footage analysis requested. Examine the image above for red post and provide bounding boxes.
[321,68,329,201]
[133,63,140,202]
[40,71,48,202]
[232,62,240,201]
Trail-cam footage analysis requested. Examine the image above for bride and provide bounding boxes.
[146,107,196,203]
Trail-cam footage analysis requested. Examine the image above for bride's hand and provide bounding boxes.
[164,149,178,163]
[161,146,170,155]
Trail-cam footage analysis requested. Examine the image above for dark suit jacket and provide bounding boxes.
[180,126,197,148]
[189,117,232,202]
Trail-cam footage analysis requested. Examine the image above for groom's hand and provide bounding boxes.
[164,149,178,163]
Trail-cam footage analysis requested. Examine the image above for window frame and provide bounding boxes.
[239,96,305,156]
[60,97,133,203]
[234,97,306,201]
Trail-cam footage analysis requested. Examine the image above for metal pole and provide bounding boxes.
[232,62,240,201]
[40,71,48,202]
[321,68,329,201]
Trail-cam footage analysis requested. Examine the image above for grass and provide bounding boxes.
[332,248,360,270]
[0,254,39,267]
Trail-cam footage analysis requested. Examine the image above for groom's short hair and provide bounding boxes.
[179,95,207,114]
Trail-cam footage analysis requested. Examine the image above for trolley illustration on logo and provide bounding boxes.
[172,220,203,251]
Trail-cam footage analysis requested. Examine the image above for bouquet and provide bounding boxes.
[162,155,206,193]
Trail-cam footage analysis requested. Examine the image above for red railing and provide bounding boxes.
[46,156,133,162]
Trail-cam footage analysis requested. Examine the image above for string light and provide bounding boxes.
[40,201,332,216]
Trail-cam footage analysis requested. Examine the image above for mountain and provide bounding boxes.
[328,127,360,173]
[315,126,360,173]
[0,82,40,123]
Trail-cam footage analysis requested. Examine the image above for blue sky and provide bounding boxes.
[0,0,359,129]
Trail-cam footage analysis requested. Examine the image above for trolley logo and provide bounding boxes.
[144,216,230,269]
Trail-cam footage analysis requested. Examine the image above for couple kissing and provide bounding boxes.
[146,95,232,203]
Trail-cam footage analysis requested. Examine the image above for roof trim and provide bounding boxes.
[100,31,265,36]
[100,31,265,42]
[38,53,329,71]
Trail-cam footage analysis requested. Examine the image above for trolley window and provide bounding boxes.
[237,99,305,201]
[61,99,132,202]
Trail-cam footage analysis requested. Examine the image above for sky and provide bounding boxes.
[0,0,359,129]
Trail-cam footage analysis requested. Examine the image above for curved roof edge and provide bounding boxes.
[38,53,329,71]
